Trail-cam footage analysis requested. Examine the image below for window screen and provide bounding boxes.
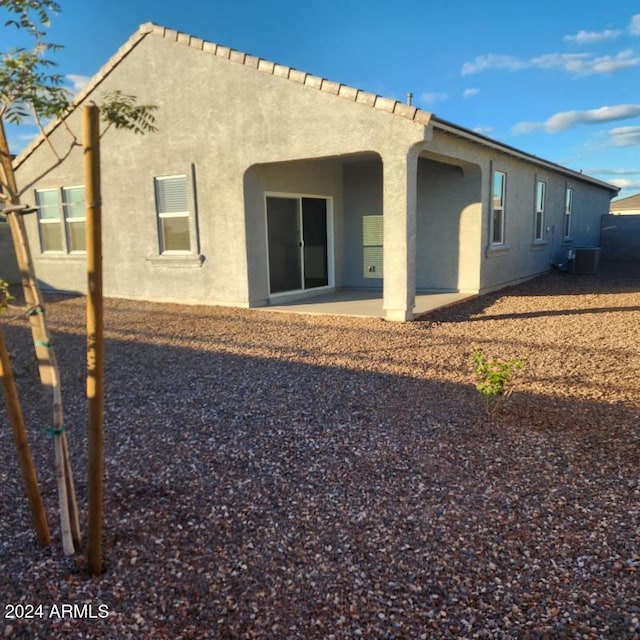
[155,175,190,252]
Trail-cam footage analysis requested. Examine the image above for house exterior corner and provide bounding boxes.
[0,24,619,321]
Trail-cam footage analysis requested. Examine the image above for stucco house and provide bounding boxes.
[0,23,619,320]
[610,193,640,215]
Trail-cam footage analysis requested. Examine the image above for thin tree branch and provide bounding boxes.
[98,121,112,139]
[61,117,78,145]
[31,102,61,161]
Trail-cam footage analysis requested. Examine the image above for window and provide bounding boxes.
[35,186,86,253]
[36,189,63,251]
[534,180,545,242]
[63,187,86,252]
[362,215,383,279]
[564,187,573,239]
[491,171,506,245]
[154,175,191,253]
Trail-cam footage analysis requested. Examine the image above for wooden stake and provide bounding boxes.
[0,327,50,546]
[84,105,104,576]
[0,118,80,555]
[63,434,81,549]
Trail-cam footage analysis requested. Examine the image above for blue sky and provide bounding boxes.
[3,0,640,197]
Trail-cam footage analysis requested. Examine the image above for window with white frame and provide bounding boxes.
[534,180,545,242]
[154,174,191,253]
[491,170,506,245]
[63,187,86,252]
[564,187,573,239]
[36,189,62,251]
[35,186,86,253]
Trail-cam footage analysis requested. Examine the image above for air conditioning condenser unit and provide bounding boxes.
[571,247,601,274]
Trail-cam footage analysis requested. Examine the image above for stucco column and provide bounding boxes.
[382,148,419,321]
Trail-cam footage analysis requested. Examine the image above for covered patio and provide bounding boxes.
[244,146,483,322]
[265,288,475,319]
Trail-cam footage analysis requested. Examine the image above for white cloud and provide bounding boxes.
[547,105,640,131]
[462,49,640,76]
[563,28,622,44]
[472,126,494,135]
[512,104,640,134]
[529,52,590,71]
[607,125,640,147]
[463,88,479,98]
[66,74,91,92]
[608,178,640,189]
[6,127,39,154]
[511,121,543,135]
[572,49,640,74]
[462,54,527,75]
[420,92,448,104]
[586,168,640,175]
[563,14,640,42]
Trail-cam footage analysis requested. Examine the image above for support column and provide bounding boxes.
[382,148,419,321]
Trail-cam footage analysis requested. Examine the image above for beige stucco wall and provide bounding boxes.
[13,30,427,309]
[481,154,609,292]
[243,158,346,305]
[424,129,612,293]
[342,158,383,289]
[416,156,482,292]
[7,26,615,318]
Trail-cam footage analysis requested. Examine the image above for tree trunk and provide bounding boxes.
[0,327,50,546]
[0,118,80,555]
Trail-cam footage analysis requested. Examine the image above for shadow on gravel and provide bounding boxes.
[421,260,640,325]
[1,303,639,639]
[442,304,640,323]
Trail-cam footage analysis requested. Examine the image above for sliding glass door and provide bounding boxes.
[267,196,329,295]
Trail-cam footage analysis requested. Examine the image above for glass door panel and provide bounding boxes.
[267,197,302,294]
[301,197,328,289]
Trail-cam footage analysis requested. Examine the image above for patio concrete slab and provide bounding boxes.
[265,289,477,319]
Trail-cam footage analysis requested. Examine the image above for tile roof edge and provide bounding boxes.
[14,25,153,169]
[140,22,430,125]
[14,22,432,171]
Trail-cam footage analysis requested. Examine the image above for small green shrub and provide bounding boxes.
[471,348,524,417]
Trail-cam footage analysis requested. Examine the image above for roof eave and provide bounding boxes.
[13,22,433,171]
[431,116,620,195]
[13,24,154,171]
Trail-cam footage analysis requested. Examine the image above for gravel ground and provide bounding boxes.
[1,261,639,639]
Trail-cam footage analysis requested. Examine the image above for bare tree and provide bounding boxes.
[0,0,156,569]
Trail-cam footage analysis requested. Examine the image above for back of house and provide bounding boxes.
[0,23,618,320]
